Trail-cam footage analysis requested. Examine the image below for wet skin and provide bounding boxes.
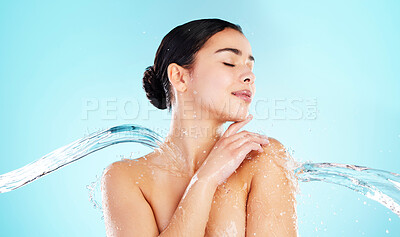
[102,137,298,236]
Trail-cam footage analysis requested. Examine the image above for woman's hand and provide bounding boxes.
[195,114,270,186]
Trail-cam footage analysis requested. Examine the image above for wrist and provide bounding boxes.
[194,169,219,188]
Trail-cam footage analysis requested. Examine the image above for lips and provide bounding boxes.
[231,89,252,102]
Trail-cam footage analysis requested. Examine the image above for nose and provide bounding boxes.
[242,70,255,84]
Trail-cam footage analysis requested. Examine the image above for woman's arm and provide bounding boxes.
[158,171,219,237]
[101,162,159,236]
[246,138,299,236]
[101,161,219,237]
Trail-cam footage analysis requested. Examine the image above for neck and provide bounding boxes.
[161,108,225,177]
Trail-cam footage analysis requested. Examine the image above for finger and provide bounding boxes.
[236,141,264,157]
[228,130,269,143]
[229,133,269,149]
[222,114,253,138]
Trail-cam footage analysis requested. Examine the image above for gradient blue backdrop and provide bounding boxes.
[1,0,399,236]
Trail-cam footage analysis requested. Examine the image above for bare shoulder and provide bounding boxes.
[102,157,143,179]
[260,136,287,156]
[101,160,137,196]
[240,136,291,176]
[101,154,154,191]
[259,137,289,165]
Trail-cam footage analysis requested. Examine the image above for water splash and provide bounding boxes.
[86,174,103,215]
[295,163,400,216]
[0,124,163,193]
[1,124,399,219]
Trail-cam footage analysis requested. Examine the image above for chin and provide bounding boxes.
[207,96,251,122]
[229,101,251,121]
[219,107,249,122]
[231,113,249,122]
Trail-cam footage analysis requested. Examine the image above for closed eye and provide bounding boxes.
[223,62,235,67]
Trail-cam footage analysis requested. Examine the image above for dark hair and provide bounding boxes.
[142,18,243,111]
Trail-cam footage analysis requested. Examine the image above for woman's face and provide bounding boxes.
[186,28,256,122]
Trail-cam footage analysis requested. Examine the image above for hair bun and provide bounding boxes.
[146,65,157,78]
[142,65,167,109]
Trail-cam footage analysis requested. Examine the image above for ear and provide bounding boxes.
[167,63,189,93]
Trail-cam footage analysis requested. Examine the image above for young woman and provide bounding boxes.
[101,18,298,237]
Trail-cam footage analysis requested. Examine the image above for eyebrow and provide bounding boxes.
[214,47,255,63]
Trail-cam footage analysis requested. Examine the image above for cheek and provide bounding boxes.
[195,71,230,103]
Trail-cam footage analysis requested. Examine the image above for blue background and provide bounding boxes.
[0,0,399,236]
